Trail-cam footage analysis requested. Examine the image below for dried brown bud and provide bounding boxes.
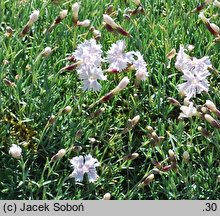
[72,145,82,152]
[168,97,180,106]
[123,153,139,160]
[48,115,56,124]
[166,49,176,60]
[3,78,15,87]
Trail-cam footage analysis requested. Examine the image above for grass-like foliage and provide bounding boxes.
[1,0,220,200]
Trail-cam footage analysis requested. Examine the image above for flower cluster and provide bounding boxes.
[72,39,106,91]
[175,45,211,99]
[63,39,148,91]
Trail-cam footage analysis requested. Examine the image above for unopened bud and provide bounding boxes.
[48,115,56,124]
[72,145,82,152]
[139,174,154,187]
[75,129,83,139]
[210,23,220,34]
[9,144,22,159]
[103,14,118,29]
[204,114,220,129]
[29,10,40,25]
[72,2,80,24]
[151,168,161,174]
[183,151,190,162]
[59,10,68,19]
[198,126,211,137]
[168,149,175,162]
[162,165,172,172]
[42,47,52,57]
[168,97,180,106]
[123,153,139,160]
[214,0,220,8]
[146,126,154,133]
[199,12,209,24]
[63,106,72,114]
[132,0,141,6]
[166,49,176,60]
[3,78,15,87]
[77,19,90,27]
[105,5,113,15]
[217,175,220,182]
[116,76,130,91]
[103,193,111,200]
[90,107,105,118]
[205,100,217,111]
[51,149,66,161]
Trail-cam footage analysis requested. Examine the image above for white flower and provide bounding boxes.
[9,144,22,159]
[73,39,103,68]
[178,66,210,99]
[175,45,191,71]
[78,66,106,91]
[179,101,197,118]
[175,46,212,72]
[107,40,133,72]
[70,154,100,182]
[72,39,106,91]
[132,51,148,80]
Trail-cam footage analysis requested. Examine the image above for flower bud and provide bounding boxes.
[72,145,82,152]
[9,144,22,159]
[139,174,154,187]
[29,10,40,25]
[199,12,209,24]
[103,14,118,29]
[214,0,220,8]
[132,0,141,6]
[168,97,180,106]
[168,149,175,161]
[105,5,113,15]
[72,2,80,24]
[116,76,130,91]
[217,175,220,182]
[146,126,154,133]
[205,100,217,111]
[151,168,161,174]
[51,149,66,161]
[210,23,220,34]
[59,10,68,19]
[77,19,90,27]
[103,193,111,200]
[48,115,56,125]
[123,153,139,160]
[183,151,190,162]
[204,114,220,129]
[63,106,72,114]
[3,78,15,87]
[42,47,52,57]
[198,126,211,137]
[166,48,176,60]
